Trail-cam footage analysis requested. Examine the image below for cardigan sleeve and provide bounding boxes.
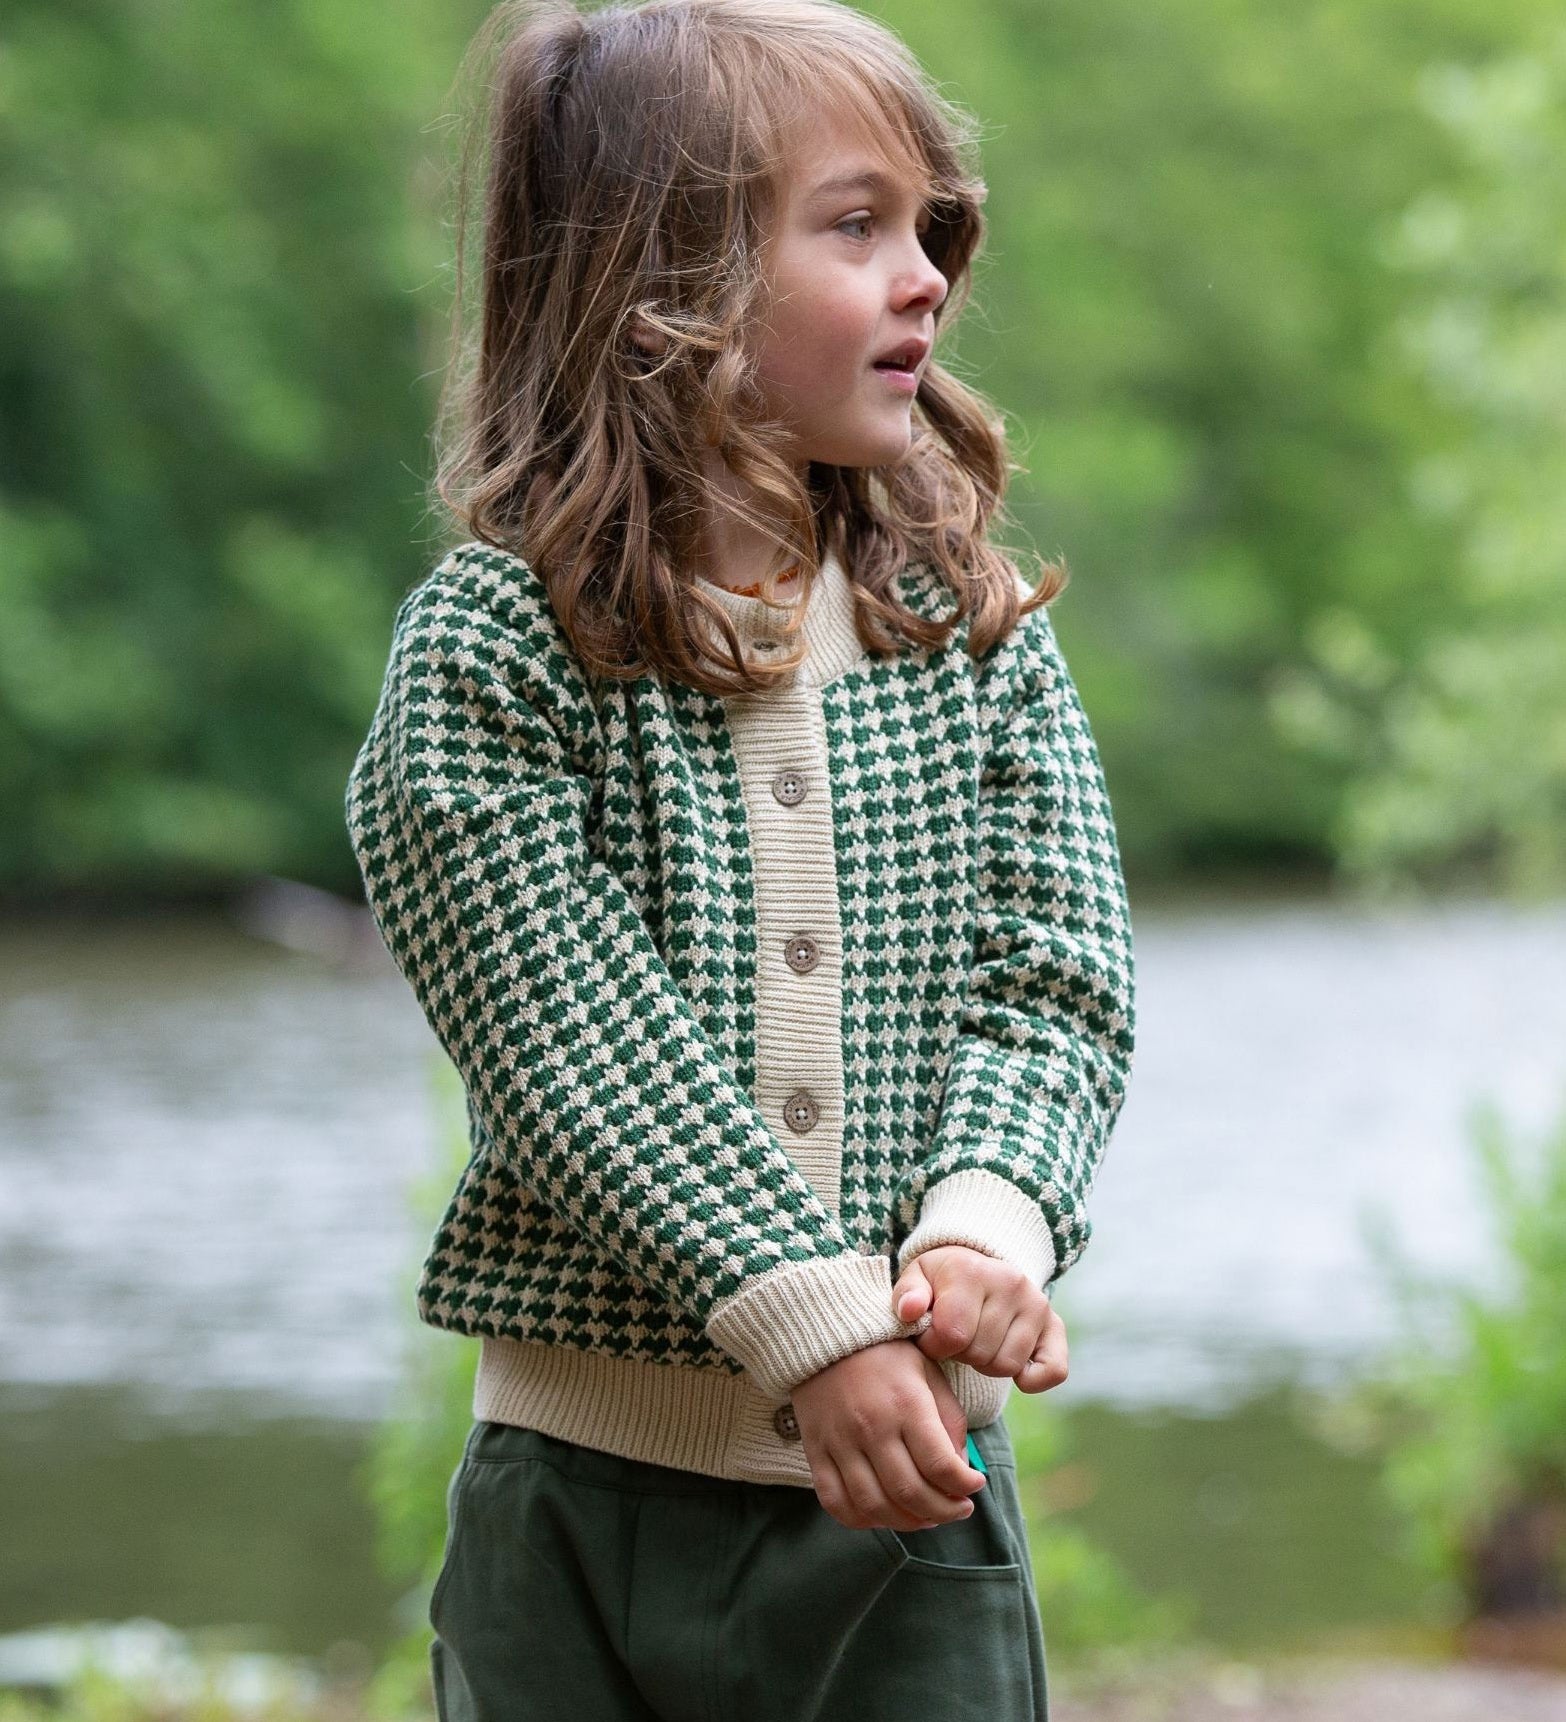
[344,566,932,1399]
[891,595,1136,1293]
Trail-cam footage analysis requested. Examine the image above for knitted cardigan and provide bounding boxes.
[344,539,1136,1486]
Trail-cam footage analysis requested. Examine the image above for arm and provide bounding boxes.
[345,557,929,1397]
[893,594,1136,1293]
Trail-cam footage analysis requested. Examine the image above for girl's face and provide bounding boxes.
[752,109,949,470]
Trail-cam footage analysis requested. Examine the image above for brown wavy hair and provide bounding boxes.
[428,0,1065,693]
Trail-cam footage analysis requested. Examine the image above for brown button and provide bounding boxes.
[784,933,820,974]
[782,1089,820,1134]
[773,1402,801,1441]
[771,769,807,806]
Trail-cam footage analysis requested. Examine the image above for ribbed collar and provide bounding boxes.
[694,546,866,690]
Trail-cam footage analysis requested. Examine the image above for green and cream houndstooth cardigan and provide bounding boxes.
[344,538,1135,1487]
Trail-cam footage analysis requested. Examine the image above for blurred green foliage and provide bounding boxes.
[1005,1389,1200,1669]
[1273,26,1566,896]
[0,0,480,894]
[1339,1097,1566,1608]
[0,0,1560,895]
[357,1056,474,1719]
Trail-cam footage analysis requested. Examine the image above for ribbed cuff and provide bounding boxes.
[896,1168,1057,1288]
[705,1251,935,1399]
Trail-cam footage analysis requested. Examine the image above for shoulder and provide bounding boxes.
[391,540,601,705]
[964,566,1065,698]
[380,541,605,768]
[393,540,566,655]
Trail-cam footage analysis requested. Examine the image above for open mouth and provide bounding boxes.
[872,355,921,395]
[871,334,930,377]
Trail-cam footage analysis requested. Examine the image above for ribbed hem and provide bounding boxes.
[473,1334,1013,1488]
[705,1250,936,1399]
[896,1168,1057,1288]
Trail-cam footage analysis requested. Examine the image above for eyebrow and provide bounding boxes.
[804,166,928,206]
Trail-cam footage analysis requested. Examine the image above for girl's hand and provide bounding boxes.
[891,1244,1067,1394]
[790,1338,985,1533]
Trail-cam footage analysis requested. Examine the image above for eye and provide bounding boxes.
[836,211,937,247]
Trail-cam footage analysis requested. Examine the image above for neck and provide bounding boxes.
[694,445,814,592]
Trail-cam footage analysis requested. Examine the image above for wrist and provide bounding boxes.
[897,1168,1057,1288]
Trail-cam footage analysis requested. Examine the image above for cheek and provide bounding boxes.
[757,268,871,392]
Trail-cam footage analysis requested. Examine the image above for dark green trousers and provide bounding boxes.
[429,1412,1049,1722]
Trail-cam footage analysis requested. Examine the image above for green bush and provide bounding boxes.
[1335,1096,1566,1603]
[1273,26,1566,896]
[1006,1389,1200,1670]
[356,1054,474,1721]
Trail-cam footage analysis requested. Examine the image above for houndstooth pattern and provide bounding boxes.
[886,594,1137,1278]
[345,542,1135,1376]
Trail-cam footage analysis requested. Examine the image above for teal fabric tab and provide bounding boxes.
[965,1432,988,1475]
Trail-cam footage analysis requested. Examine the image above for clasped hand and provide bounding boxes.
[791,1245,1068,1533]
[892,1244,1066,1393]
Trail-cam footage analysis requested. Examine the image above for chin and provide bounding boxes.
[812,426,914,469]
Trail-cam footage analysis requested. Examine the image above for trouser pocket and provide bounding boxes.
[723,1418,1047,1722]
[871,1456,1022,1572]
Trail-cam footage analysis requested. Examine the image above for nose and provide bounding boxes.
[895,241,947,315]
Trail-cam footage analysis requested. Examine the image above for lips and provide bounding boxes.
[871,335,931,373]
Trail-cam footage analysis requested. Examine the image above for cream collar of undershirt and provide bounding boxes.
[693,547,866,690]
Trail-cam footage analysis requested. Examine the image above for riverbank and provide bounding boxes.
[7,1628,1566,1722]
[1053,1647,1566,1720]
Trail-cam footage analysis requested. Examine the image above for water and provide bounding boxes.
[0,1383,395,1659]
[2,893,1563,1654]
[0,911,436,1416]
[1066,890,1566,1411]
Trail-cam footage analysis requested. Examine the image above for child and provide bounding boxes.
[345,1,1136,1716]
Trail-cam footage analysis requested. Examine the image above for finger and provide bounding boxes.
[810,1450,856,1528]
[891,1257,931,1325]
[904,1400,985,1504]
[988,1309,1045,1380]
[833,1446,895,1531]
[872,1438,976,1530]
[920,1354,972,1458]
[917,1279,984,1362]
[1017,1310,1069,1393]
[964,1286,1021,1371]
